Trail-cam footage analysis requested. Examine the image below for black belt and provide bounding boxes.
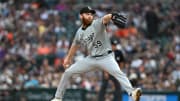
[91,50,112,58]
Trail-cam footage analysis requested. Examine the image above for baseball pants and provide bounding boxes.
[55,53,134,98]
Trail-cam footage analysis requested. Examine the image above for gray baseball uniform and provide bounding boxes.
[54,18,134,99]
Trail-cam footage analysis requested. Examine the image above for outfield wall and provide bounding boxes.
[0,88,179,101]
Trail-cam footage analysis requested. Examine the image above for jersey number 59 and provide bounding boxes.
[93,41,102,48]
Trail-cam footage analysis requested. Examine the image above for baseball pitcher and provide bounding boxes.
[51,6,141,101]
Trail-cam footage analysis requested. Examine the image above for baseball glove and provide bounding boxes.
[111,12,127,28]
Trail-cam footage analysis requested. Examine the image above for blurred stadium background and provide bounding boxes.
[0,0,179,101]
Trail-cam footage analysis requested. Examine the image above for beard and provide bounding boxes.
[82,17,92,25]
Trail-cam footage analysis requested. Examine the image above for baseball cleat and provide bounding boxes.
[51,98,62,101]
[132,88,142,101]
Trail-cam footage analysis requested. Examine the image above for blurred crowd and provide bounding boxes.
[0,0,179,97]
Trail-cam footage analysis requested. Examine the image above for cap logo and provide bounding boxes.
[88,6,92,10]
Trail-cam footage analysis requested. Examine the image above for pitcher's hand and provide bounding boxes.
[63,56,72,68]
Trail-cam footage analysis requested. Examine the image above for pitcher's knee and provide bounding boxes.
[112,70,125,76]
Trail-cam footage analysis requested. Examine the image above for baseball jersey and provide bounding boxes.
[73,18,112,56]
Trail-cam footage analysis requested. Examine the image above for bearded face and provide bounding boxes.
[80,13,94,25]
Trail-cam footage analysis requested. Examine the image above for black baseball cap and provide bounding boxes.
[111,39,120,45]
[80,6,96,14]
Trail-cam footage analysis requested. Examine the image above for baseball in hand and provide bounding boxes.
[65,64,69,67]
